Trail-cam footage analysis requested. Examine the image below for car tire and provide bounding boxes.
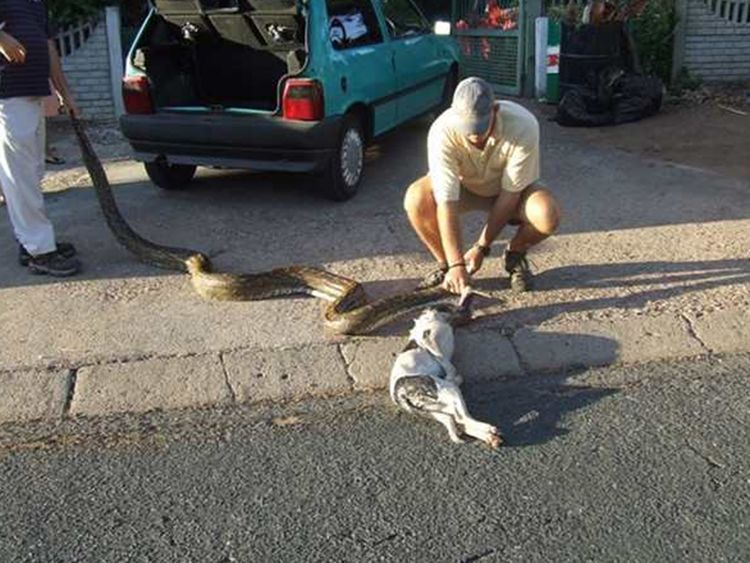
[322,114,365,201]
[144,161,197,190]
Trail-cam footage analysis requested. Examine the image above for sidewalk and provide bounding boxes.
[1,103,748,425]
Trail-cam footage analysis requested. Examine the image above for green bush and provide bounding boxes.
[631,0,678,84]
[47,0,109,26]
[48,0,150,28]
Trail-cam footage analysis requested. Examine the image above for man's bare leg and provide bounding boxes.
[508,186,560,252]
[504,186,560,291]
[404,175,446,265]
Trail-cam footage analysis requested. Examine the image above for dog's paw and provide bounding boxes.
[485,428,503,449]
[476,425,502,449]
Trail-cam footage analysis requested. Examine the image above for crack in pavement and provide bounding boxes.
[218,353,237,403]
[62,369,78,417]
[336,344,356,387]
[506,331,530,376]
[680,312,712,355]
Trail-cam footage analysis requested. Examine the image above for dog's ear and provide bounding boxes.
[419,327,442,358]
[421,325,456,360]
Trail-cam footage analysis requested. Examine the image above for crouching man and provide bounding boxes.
[404,77,560,295]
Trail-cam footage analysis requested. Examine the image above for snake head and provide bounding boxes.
[185,253,212,275]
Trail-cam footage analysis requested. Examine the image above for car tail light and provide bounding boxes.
[122,76,153,114]
[282,79,324,121]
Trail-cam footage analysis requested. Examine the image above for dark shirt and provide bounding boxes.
[0,0,52,98]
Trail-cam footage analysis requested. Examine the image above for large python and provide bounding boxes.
[69,115,463,335]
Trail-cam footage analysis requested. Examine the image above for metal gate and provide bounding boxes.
[452,0,524,96]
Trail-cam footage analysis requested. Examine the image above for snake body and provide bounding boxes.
[71,116,457,335]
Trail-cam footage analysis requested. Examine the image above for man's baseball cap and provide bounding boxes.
[450,77,495,136]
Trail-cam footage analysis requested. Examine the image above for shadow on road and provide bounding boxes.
[463,331,618,448]
[465,369,619,448]
[535,259,750,291]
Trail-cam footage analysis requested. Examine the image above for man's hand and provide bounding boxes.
[442,264,471,295]
[60,94,81,118]
[0,31,26,64]
[464,244,489,275]
[48,40,81,118]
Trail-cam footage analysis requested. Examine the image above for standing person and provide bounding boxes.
[404,77,560,295]
[0,2,81,276]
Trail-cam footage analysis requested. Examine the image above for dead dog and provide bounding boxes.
[389,299,502,448]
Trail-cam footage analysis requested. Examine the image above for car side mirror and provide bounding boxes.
[433,20,451,36]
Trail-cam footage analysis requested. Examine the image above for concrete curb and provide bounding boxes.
[1,307,748,426]
[0,369,71,424]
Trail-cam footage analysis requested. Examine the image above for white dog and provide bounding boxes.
[389,306,502,448]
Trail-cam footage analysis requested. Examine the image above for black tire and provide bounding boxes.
[321,114,365,201]
[144,161,197,190]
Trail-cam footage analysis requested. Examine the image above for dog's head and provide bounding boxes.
[431,289,476,327]
[409,308,456,360]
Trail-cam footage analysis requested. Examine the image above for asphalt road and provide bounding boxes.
[1,354,748,562]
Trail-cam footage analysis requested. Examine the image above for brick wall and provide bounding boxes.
[59,16,117,120]
[683,0,750,81]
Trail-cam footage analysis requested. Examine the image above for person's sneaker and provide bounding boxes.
[416,265,448,290]
[504,250,533,292]
[27,250,81,277]
[19,242,76,267]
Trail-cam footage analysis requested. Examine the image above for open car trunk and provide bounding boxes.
[133,0,308,111]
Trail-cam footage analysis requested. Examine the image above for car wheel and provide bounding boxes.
[144,161,197,190]
[322,114,365,201]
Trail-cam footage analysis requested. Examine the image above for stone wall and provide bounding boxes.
[682,0,750,81]
[56,14,119,120]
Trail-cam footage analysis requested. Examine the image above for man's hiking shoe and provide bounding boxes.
[417,265,448,290]
[27,250,81,277]
[19,242,76,267]
[504,250,533,292]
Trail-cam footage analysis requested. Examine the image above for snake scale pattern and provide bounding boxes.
[70,115,459,335]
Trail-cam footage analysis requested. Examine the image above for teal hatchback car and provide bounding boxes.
[120,0,459,200]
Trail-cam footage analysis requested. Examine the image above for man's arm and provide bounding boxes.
[48,40,80,117]
[437,201,464,266]
[477,189,522,247]
[437,201,471,295]
[427,121,472,294]
[462,188,521,274]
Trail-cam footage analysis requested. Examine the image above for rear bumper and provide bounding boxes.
[120,111,342,173]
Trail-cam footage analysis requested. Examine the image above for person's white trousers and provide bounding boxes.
[0,96,56,256]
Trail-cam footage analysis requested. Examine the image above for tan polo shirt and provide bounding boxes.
[427,100,540,202]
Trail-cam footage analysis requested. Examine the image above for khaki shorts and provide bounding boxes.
[458,188,498,214]
[458,185,542,225]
